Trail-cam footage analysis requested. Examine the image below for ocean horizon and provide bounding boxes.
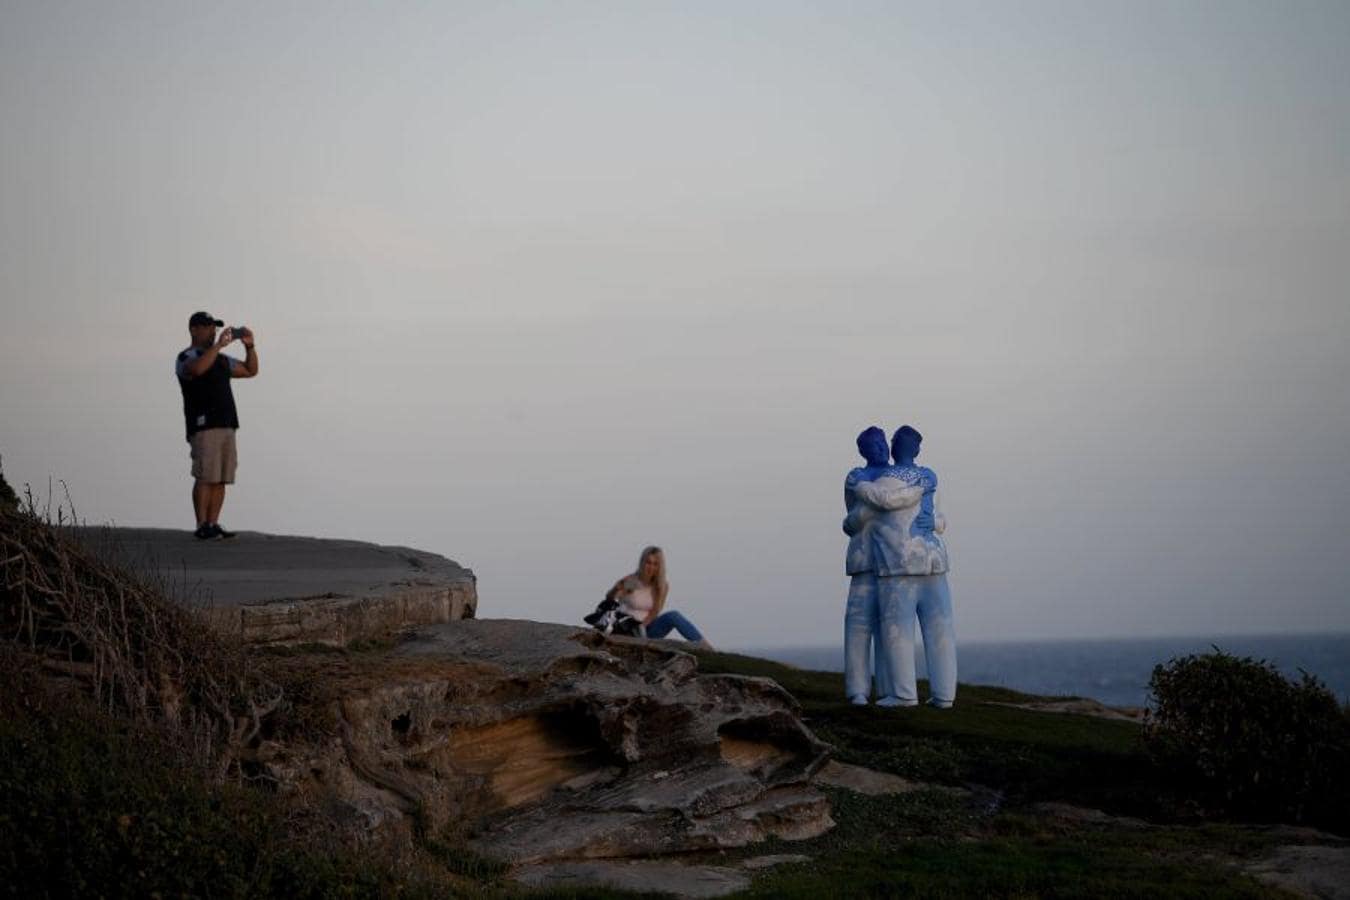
[738,632,1350,709]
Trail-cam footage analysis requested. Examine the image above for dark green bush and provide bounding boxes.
[1144,649,1350,829]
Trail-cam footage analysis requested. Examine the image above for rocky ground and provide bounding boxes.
[258,619,834,869]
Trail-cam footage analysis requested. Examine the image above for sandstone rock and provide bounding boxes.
[270,619,834,863]
[983,699,1145,722]
[814,760,924,796]
[1246,845,1350,899]
[1031,802,1150,829]
[739,853,812,870]
[514,860,750,898]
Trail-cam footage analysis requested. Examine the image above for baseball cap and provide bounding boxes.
[189,311,225,328]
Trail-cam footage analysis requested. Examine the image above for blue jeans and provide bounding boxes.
[646,610,703,642]
[878,574,957,706]
[844,574,891,700]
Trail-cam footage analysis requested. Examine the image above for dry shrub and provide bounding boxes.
[0,504,282,776]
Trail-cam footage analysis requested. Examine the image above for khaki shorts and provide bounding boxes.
[189,428,238,484]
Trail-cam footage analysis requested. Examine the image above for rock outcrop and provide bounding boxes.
[261,619,834,863]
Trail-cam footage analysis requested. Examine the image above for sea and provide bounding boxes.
[740,634,1350,708]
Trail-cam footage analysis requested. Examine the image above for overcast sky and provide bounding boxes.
[3,1,1348,648]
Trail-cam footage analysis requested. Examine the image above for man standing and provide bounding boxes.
[175,311,258,539]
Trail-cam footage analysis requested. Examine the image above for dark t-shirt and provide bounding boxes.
[175,347,240,440]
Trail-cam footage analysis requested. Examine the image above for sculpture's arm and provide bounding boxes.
[842,500,875,536]
[933,490,947,534]
[842,470,871,535]
[842,470,862,510]
[855,477,923,510]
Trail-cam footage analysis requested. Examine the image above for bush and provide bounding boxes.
[0,654,446,899]
[1144,648,1350,829]
[0,456,16,510]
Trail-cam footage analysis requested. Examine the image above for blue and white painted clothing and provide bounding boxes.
[877,574,957,706]
[843,466,878,575]
[842,464,908,700]
[854,462,957,707]
[845,573,890,699]
[855,465,948,576]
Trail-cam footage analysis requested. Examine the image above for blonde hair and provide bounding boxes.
[635,545,669,612]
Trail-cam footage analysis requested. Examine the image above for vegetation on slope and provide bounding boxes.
[0,463,15,511]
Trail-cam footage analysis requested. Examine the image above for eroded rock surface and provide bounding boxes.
[266,619,834,864]
[815,760,925,796]
[984,699,1145,722]
[514,860,750,898]
[1247,845,1350,900]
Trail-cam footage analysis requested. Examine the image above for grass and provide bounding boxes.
[684,650,1318,899]
[696,650,1156,810]
[718,787,1295,898]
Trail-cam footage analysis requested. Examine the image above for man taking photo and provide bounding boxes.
[175,311,258,539]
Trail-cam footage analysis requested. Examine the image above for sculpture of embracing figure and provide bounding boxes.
[842,424,957,708]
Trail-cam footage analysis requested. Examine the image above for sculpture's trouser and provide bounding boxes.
[646,610,704,642]
[843,574,891,699]
[877,573,957,706]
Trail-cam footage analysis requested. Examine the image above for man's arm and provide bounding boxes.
[855,477,924,510]
[181,330,234,379]
[230,333,258,378]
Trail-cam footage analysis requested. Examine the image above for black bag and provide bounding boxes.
[584,597,644,637]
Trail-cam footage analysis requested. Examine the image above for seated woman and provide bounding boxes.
[608,546,713,649]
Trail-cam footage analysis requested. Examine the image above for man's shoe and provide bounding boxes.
[193,524,215,540]
[209,524,237,540]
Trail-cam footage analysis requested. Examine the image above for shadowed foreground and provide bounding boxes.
[2,510,1346,897]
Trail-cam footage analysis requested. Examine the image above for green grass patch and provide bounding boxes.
[683,651,1320,897]
[695,650,1173,817]
[724,789,1291,899]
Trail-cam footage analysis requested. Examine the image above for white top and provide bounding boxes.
[620,585,655,619]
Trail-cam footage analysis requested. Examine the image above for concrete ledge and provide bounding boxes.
[73,527,478,647]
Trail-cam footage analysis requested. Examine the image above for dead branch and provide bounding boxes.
[1,506,285,777]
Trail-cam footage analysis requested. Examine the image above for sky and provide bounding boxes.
[2,1,1348,649]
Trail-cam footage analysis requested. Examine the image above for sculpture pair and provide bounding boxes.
[842,425,956,708]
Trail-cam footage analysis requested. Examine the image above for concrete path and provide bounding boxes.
[72,527,477,646]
